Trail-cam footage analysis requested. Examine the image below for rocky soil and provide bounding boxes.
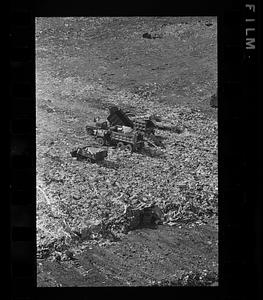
[36,17,218,287]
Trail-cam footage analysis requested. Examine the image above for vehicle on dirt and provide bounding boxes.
[86,106,156,138]
[85,106,165,150]
[91,125,144,152]
[84,107,147,150]
[107,106,155,136]
[110,130,144,152]
[93,128,112,146]
[131,117,155,135]
[107,106,134,128]
[70,146,108,162]
[85,124,96,136]
[86,117,109,136]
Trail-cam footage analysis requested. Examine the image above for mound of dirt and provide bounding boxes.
[37,223,218,287]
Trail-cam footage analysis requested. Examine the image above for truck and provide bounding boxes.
[131,117,155,135]
[89,125,143,152]
[85,118,109,136]
[107,106,155,136]
[85,106,164,150]
[110,130,144,152]
[86,106,156,137]
[93,128,112,146]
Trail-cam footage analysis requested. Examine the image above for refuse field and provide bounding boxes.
[36,16,218,286]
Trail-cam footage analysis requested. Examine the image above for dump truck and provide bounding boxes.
[107,106,155,136]
[110,130,144,152]
[85,117,109,136]
[85,106,165,149]
[131,117,155,135]
[91,125,144,152]
[70,146,108,162]
[86,106,155,137]
[107,106,134,128]
[93,128,112,146]
[85,120,140,151]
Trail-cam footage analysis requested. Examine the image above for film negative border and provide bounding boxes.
[241,2,261,299]
[219,1,261,300]
[10,4,36,300]
[9,1,261,299]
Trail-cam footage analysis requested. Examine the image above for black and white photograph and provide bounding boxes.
[36,17,218,287]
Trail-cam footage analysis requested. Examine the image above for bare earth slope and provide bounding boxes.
[36,17,218,287]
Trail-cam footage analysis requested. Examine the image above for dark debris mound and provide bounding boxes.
[210,93,218,108]
[142,32,162,39]
[150,270,218,286]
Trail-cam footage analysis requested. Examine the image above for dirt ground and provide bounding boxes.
[36,17,218,287]
[37,223,218,287]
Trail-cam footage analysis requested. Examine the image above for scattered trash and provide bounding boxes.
[36,19,218,268]
[142,32,162,39]
[70,146,108,163]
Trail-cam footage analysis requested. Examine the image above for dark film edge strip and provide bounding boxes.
[10,4,36,299]
[9,1,260,299]
[219,0,260,299]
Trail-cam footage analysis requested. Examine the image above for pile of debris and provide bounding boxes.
[78,203,164,242]
[149,269,218,286]
[70,146,108,162]
[37,100,217,254]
